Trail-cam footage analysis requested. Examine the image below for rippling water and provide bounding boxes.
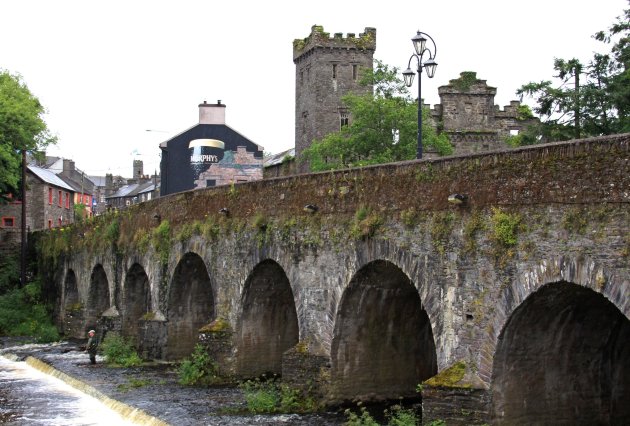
[0,355,136,425]
[0,340,348,425]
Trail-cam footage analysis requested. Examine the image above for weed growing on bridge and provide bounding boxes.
[104,219,120,247]
[488,207,526,267]
[490,208,521,248]
[430,211,455,255]
[152,220,171,265]
[463,211,487,254]
[101,334,143,367]
[351,206,383,239]
[561,207,588,235]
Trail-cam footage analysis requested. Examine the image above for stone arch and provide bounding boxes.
[166,252,215,360]
[236,259,299,377]
[62,269,82,337]
[330,259,437,402]
[85,264,110,329]
[63,269,79,310]
[491,281,630,424]
[122,263,151,340]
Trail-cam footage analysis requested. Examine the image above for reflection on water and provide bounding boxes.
[0,355,136,425]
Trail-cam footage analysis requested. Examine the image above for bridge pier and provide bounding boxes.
[281,342,331,400]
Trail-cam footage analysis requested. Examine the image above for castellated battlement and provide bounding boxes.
[293,25,376,63]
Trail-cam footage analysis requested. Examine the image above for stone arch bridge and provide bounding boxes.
[39,135,629,424]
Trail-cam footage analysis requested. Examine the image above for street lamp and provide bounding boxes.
[402,31,438,159]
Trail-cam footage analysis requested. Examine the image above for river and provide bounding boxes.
[0,339,347,425]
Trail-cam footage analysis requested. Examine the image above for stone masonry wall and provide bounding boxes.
[39,135,629,411]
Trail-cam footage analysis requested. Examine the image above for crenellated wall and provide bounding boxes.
[38,134,630,424]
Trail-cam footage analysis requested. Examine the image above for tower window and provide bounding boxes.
[339,111,349,129]
[332,64,337,79]
[352,65,358,80]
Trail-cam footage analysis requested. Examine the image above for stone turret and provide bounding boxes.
[293,25,376,170]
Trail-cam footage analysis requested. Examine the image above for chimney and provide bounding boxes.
[62,159,75,176]
[199,100,226,125]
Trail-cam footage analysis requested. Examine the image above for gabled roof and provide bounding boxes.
[106,183,139,199]
[58,175,95,194]
[28,166,74,192]
[89,175,107,187]
[264,148,295,168]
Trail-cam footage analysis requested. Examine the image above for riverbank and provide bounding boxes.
[0,338,345,425]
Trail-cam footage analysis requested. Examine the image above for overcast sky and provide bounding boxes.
[2,0,626,177]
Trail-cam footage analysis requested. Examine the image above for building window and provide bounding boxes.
[332,64,337,79]
[48,219,52,229]
[339,111,349,129]
[49,188,53,205]
[352,64,358,80]
[58,190,62,207]
[65,193,70,209]
[84,195,89,205]
[2,217,15,227]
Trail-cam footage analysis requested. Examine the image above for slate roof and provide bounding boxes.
[264,148,295,168]
[28,166,74,192]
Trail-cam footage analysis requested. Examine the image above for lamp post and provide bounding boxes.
[402,31,438,159]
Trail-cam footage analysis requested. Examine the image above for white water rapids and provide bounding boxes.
[0,354,137,425]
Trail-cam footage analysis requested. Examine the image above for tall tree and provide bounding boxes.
[302,60,451,171]
[0,70,56,199]
[517,5,630,142]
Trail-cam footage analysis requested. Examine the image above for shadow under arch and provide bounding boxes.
[236,259,298,378]
[63,269,79,310]
[166,252,215,360]
[491,281,630,425]
[86,264,110,329]
[121,263,151,341]
[62,269,80,337]
[330,259,437,402]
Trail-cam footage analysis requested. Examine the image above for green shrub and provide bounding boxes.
[100,334,143,367]
[490,207,521,247]
[344,407,379,426]
[0,254,19,293]
[385,404,419,426]
[0,279,60,343]
[239,376,317,414]
[178,344,219,386]
[240,378,281,413]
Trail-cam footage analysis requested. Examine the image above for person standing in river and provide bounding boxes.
[85,330,98,365]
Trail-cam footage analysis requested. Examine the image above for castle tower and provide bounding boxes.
[293,25,376,168]
[435,72,539,155]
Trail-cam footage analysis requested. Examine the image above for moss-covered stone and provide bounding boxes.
[423,361,470,388]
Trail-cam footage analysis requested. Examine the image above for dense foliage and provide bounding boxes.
[517,6,630,142]
[0,261,59,343]
[302,60,452,171]
[239,376,317,414]
[0,70,56,199]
